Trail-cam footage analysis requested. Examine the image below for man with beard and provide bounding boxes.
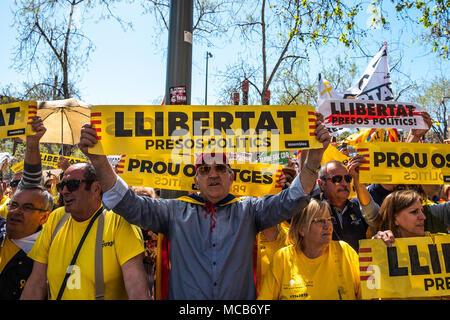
[316,160,371,251]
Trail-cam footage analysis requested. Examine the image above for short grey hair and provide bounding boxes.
[16,184,54,212]
[318,160,346,180]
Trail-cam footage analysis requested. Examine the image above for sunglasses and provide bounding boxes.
[56,179,94,192]
[197,164,228,175]
[9,180,20,188]
[321,174,353,184]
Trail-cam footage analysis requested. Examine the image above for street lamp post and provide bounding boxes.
[205,51,213,105]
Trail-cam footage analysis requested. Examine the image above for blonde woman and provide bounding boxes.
[258,199,361,300]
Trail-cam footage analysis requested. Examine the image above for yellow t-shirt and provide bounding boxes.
[0,237,21,274]
[28,206,144,300]
[258,241,361,300]
[256,221,290,295]
[0,197,10,218]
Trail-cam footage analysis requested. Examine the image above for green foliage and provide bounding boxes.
[389,0,449,58]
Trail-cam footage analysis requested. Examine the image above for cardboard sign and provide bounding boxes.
[359,235,450,299]
[318,99,428,130]
[0,101,36,139]
[357,142,450,185]
[116,154,285,197]
[88,105,322,156]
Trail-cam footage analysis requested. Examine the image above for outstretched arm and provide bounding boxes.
[348,154,380,227]
[20,116,46,188]
[300,113,330,194]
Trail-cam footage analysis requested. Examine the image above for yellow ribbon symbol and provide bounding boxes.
[20,279,26,289]
[320,81,333,98]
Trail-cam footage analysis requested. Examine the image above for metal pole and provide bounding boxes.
[162,0,193,200]
[165,0,193,106]
[205,51,212,105]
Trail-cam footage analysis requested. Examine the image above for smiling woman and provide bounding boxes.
[258,198,361,300]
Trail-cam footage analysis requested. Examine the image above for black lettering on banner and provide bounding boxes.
[400,153,414,168]
[277,111,296,134]
[431,154,445,168]
[235,112,255,133]
[386,152,399,167]
[0,107,21,126]
[168,112,189,136]
[183,165,196,177]
[443,243,450,273]
[135,112,152,136]
[213,112,234,134]
[262,173,273,184]
[428,244,442,274]
[115,112,132,137]
[415,153,428,168]
[240,170,251,183]
[387,247,408,277]
[256,111,278,134]
[408,245,430,275]
[374,152,386,167]
[128,159,140,171]
[155,112,164,136]
[193,112,210,136]
[141,160,152,173]
[153,162,167,174]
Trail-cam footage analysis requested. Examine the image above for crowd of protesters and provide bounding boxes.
[0,112,449,300]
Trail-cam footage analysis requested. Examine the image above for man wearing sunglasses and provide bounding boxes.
[0,116,53,299]
[317,158,379,251]
[21,118,150,300]
[78,113,331,300]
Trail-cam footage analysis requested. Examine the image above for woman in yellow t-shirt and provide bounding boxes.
[258,198,361,300]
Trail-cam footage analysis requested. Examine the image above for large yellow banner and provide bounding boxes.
[116,154,285,197]
[88,105,322,156]
[357,142,450,185]
[359,235,450,299]
[0,101,35,139]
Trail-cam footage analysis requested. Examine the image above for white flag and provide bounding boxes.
[343,42,393,101]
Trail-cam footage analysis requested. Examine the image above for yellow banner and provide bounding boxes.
[10,153,86,172]
[10,161,24,173]
[88,105,322,156]
[357,142,450,185]
[41,153,86,168]
[0,101,35,139]
[359,235,450,299]
[116,154,285,197]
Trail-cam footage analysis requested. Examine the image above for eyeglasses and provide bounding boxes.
[7,201,47,213]
[9,180,20,188]
[312,216,335,226]
[321,174,352,184]
[197,164,228,175]
[56,179,94,192]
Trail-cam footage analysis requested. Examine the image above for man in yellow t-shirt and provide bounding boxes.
[21,162,151,300]
[28,205,145,299]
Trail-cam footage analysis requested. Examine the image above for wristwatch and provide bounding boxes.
[304,161,320,174]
